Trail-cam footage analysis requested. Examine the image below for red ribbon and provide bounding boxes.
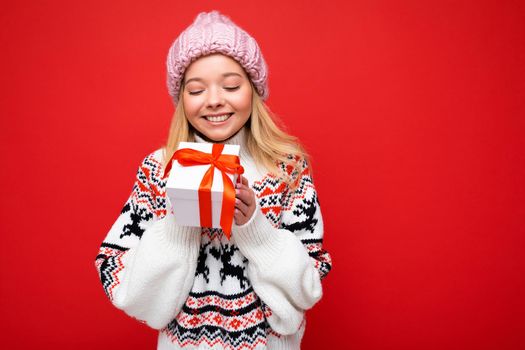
[163,144,244,239]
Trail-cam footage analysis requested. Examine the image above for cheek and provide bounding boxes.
[232,91,252,113]
[182,97,201,118]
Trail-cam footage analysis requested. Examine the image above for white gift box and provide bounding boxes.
[165,142,241,229]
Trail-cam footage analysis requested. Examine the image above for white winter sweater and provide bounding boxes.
[95,126,332,349]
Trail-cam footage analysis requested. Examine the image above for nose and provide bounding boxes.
[206,86,224,109]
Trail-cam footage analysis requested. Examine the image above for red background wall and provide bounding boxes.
[1,1,524,349]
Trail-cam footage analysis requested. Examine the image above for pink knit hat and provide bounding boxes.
[166,11,269,105]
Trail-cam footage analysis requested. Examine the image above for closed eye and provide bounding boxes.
[188,86,239,95]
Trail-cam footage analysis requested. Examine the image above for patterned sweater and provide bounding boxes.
[94,127,332,349]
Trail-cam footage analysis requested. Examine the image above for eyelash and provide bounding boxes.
[188,86,240,95]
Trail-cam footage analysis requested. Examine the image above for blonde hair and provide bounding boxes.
[161,82,311,191]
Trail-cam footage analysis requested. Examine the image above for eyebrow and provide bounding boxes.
[184,72,243,86]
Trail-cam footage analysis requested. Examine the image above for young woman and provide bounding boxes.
[95,10,332,350]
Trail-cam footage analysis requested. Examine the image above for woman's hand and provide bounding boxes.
[234,175,256,226]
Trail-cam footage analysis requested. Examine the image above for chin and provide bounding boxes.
[199,131,230,143]
[204,129,239,142]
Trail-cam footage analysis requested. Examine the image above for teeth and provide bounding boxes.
[205,113,231,122]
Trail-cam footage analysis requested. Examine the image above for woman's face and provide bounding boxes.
[182,53,253,142]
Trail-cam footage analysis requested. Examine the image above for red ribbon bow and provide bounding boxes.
[163,144,244,239]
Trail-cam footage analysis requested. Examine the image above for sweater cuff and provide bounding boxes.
[231,203,284,267]
[147,211,201,258]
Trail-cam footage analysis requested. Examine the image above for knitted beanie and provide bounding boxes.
[166,10,269,105]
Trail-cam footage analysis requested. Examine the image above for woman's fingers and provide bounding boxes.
[234,176,256,225]
[234,208,246,224]
[235,185,254,206]
[235,198,249,217]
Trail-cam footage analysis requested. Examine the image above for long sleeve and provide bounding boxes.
[94,151,202,330]
[231,157,332,335]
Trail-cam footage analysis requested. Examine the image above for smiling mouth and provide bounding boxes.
[204,113,233,122]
